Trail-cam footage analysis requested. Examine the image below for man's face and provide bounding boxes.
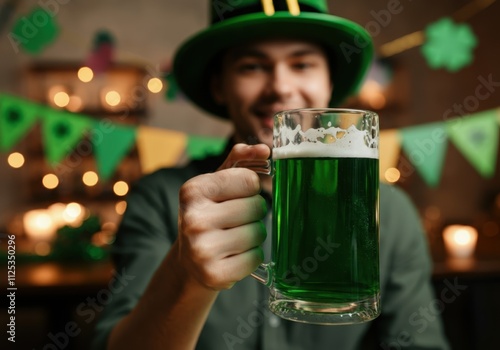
[212,39,333,147]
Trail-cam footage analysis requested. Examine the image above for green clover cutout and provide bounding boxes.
[6,108,22,124]
[10,7,60,54]
[53,121,70,138]
[421,17,477,72]
[469,129,486,145]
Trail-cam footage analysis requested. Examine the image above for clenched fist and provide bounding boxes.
[177,144,271,290]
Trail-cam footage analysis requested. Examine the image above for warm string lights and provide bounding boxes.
[42,174,59,189]
[6,64,163,193]
[113,181,129,196]
[7,152,24,168]
[77,66,94,83]
[82,171,99,186]
[45,65,163,114]
[7,151,130,196]
[147,77,163,93]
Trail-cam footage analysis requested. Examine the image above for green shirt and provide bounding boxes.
[92,150,450,350]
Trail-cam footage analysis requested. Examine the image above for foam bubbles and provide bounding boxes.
[273,124,378,159]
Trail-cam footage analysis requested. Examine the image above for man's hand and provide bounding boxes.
[177,144,271,290]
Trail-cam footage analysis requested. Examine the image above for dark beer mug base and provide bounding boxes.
[269,290,381,325]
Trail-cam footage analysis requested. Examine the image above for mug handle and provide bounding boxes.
[232,159,272,175]
[232,159,273,286]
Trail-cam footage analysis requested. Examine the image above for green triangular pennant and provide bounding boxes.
[446,110,499,178]
[41,109,92,166]
[93,122,137,180]
[400,122,448,187]
[187,136,226,159]
[0,94,40,151]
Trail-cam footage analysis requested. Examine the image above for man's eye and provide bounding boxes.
[293,62,313,70]
[238,63,263,72]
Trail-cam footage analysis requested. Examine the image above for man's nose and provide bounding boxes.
[267,64,294,98]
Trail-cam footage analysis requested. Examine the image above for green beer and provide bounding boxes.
[272,157,379,304]
[248,108,380,324]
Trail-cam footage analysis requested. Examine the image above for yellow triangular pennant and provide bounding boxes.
[136,126,187,174]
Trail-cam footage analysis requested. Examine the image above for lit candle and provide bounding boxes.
[443,225,478,258]
[23,209,56,242]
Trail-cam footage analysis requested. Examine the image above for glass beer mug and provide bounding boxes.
[240,108,380,325]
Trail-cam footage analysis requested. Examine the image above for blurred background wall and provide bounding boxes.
[0,0,499,349]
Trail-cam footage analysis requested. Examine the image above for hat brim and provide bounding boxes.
[173,12,374,119]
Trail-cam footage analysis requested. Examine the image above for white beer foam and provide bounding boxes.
[273,125,378,159]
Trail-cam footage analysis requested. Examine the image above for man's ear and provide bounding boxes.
[210,74,226,105]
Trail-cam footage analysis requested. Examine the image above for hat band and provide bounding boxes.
[211,1,323,24]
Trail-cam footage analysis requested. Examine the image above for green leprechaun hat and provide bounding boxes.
[173,0,374,119]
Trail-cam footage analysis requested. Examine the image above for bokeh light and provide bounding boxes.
[42,174,59,189]
[78,67,94,82]
[113,181,129,196]
[147,77,163,93]
[82,171,99,186]
[384,167,400,183]
[54,91,70,108]
[115,200,127,215]
[105,90,121,106]
[67,95,83,112]
[63,202,82,222]
[7,152,25,168]
[23,210,55,241]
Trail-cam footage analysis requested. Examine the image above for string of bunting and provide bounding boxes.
[1,93,499,187]
[0,94,226,181]
[379,108,500,187]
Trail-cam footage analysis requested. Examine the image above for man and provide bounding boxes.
[93,1,450,349]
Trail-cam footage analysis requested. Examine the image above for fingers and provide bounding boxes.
[185,195,267,232]
[179,222,267,290]
[196,247,265,290]
[213,195,267,228]
[193,221,267,259]
[218,247,265,284]
[181,167,262,204]
[217,143,271,170]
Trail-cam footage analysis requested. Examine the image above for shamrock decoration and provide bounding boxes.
[421,17,477,72]
[6,108,21,124]
[469,128,486,146]
[53,121,71,138]
[10,7,59,54]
